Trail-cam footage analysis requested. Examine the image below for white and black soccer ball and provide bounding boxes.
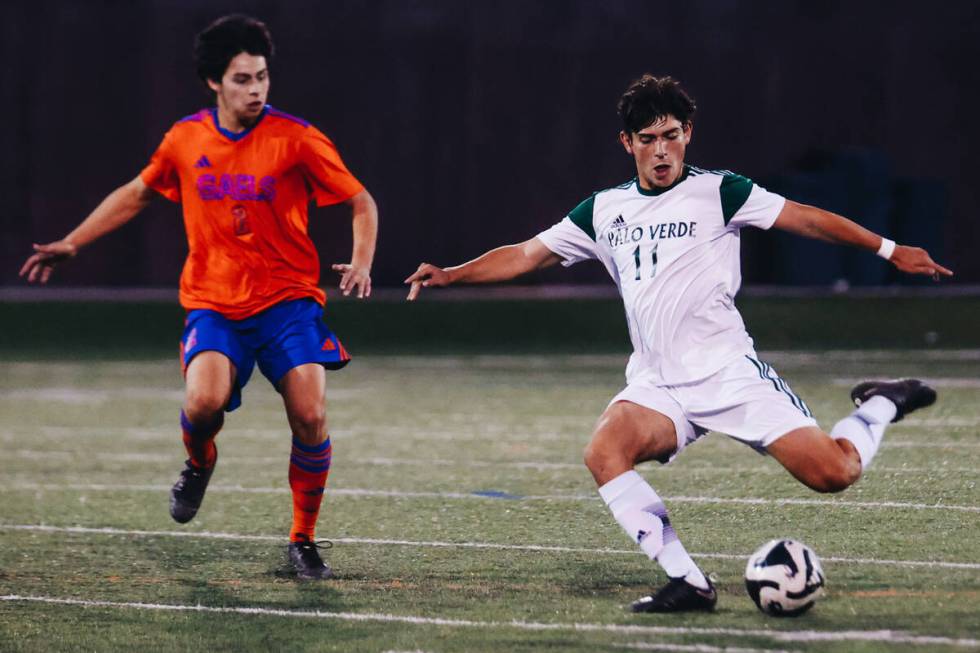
[744,538,825,617]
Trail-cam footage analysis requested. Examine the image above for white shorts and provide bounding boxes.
[610,353,818,463]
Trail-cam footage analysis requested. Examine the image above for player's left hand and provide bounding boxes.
[889,245,954,281]
[332,263,372,298]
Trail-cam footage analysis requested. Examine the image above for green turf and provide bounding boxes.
[2,294,979,358]
[1,352,978,651]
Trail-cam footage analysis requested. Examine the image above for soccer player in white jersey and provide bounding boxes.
[405,75,953,613]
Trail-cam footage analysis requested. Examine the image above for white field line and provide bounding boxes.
[6,482,980,513]
[896,417,980,427]
[8,449,979,475]
[5,524,980,571]
[833,377,980,389]
[2,594,977,648]
[5,432,980,448]
[4,348,978,369]
[9,450,175,463]
[0,426,580,443]
[0,388,185,404]
[3,450,584,470]
[5,424,980,449]
[0,387,361,403]
[622,644,799,653]
[760,349,980,363]
[883,441,980,449]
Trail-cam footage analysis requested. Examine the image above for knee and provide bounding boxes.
[583,439,615,474]
[289,403,326,444]
[582,425,644,478]
[583,439,630,484]
[805,457,861,493]
[184,388,227,424]
[583,408,673,483]
[584,413,625,470]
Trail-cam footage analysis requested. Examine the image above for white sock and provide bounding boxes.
[598,470,708,589]
[831,395,897,469]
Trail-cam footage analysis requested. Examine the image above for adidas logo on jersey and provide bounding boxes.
[612,214,626,227]
[194,155,212,168]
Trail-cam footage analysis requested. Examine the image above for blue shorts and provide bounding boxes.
[180,298,350,412]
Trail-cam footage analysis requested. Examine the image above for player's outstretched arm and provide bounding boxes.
[19,176,157,284]
[331,189,378,299]
[772,200,953,280]
[404,237,561,301]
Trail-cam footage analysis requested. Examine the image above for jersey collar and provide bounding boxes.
[635,165,690,196]
[210,105,269,142]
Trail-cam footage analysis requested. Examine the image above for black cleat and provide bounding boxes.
[631,576,717,613]
[850,378,937,422]
[169,453,216,524]
[287,540,333,580]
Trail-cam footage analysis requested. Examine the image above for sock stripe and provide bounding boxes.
[642,502,668,520]
[180,410,223,438]
[291,437,331,454]
[290,435,331,473]
[289,457,331,474]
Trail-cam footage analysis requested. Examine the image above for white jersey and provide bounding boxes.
[536,165,785,386]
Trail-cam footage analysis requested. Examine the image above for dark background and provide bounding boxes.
[3,0,978,289]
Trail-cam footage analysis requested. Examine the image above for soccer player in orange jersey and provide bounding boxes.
[19,15,377,579]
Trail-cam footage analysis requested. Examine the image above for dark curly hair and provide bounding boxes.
[194,14,274,84]
[617,75,696,134]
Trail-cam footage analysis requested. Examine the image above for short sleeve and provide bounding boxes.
[299,127,365,207]
[536,197,599,266]
[140,129,181,203]
[723,174,786,230]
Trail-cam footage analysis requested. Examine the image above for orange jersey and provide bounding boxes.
[140,106,365,319]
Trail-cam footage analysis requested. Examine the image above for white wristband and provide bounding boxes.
[876,237,896,260]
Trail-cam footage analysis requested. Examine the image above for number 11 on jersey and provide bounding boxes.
[632,242,659,280]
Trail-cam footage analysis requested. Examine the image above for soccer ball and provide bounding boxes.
[744,538,825,616]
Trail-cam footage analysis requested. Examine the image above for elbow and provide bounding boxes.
[519,238,557,271]
[349,189,378,215]
[130,177,156,205]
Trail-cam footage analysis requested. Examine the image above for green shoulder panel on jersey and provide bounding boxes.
[719,173,754,225]
[567,194,597,241]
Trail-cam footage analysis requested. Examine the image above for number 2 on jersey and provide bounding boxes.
[632,242,659,280]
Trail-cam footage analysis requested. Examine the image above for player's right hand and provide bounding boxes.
[19,241,78,284]
[404,263,453,301]
[889,245,953,281]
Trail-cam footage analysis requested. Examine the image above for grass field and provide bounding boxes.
[1,349,979,652]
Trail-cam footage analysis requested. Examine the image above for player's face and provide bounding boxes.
[207,52,270,129]
[620,116,692,189]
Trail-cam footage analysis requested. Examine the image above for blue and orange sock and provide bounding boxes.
[180,410,222,469]
[288,435,332,542]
